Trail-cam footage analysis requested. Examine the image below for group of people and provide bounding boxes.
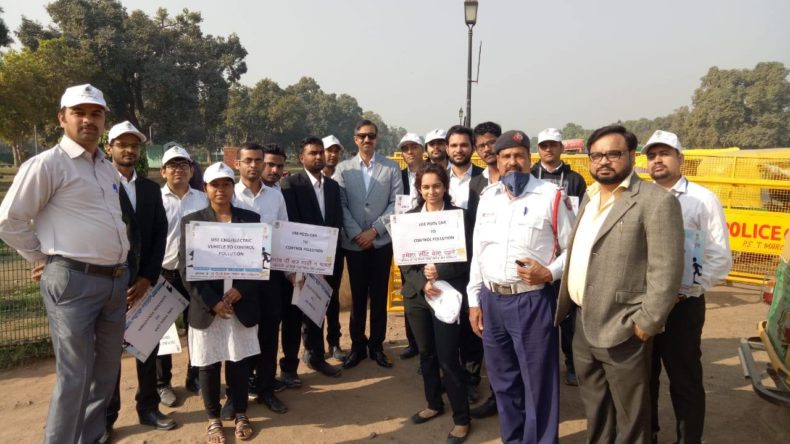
[0,83,732,444]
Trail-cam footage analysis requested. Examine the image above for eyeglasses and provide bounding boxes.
[112,142,141,150]
[165,162,191,171]
[588,150,626,163]
[355,132,377,140]
[239,158,264,165]
[476,140,495,150]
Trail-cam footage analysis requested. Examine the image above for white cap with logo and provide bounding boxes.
[322,135,344,150]
[108,121,147,143]
[642,130,682,153]
[398,133,425,149]
[60,84,109,111]
[537,128,562,145]
[425,128,447,144]
[162,146,192,165]
[203,162,235,183]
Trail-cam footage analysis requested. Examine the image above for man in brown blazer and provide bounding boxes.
[555,125,684,444]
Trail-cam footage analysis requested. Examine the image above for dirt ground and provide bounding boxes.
[0,282,788,443]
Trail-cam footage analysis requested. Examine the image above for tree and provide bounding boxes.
[561,122,591,140]
[15,17,61,50]
[0,39,98,165]
[0,7,12,47]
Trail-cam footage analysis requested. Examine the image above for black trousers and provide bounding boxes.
[157,269,197,386]
[560,304,577,371]
[199,360,249,419]
[459,294,483,387]
[325,249,344,349]
[303,272,341,362]
[106,344,160,427]
[574,314,653,444]
[405,294,470,425]
[650,295,706,444]
[344,244,393,353]
[405,316,418,350]
[249,273,283,395]
[279,273,301,373]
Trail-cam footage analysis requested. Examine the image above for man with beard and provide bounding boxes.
[425,128,449,169]
[104,122,172,440]
[468,130,574,443]
[531,127,587,387]
[643,130,731,444]
[556,125,684,443]
[281,137,344,378]
[322,135,344,180]
[0,84,130,444]
[233,143,291,416]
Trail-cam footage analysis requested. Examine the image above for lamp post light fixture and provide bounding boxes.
[464,0,478,127]
[458,107,464,125]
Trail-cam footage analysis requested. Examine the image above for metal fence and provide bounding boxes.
[0,242,47,348]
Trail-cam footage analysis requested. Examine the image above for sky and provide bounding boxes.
[3,0,790,138]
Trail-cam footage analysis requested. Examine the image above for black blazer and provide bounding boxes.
[401,168,411,195]
[119,187,141,284]
[178,205,263,330]
[280,170,344,277]
[118,176,167,284]
[398,203,472,300]
[464,165,486,235]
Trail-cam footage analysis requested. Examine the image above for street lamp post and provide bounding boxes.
[464,0,478,128]
[458,107,464,125]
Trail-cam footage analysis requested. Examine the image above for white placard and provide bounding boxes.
[186,221,271,281]
[292,273,332,328]
[390,209,467,266]
[157,323,182,356]
[681,228,706,296]
[124,276,189,362]
[271,221,339,275]
[395,194,415,215]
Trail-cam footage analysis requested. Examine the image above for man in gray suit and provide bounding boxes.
[556,124,684,444]
[335,119,402,369]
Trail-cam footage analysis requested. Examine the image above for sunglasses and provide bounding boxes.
[355,132,377,140]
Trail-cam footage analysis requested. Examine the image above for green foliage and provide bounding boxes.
[0,7,12,47]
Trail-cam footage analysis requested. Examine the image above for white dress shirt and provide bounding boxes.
[359,153,377,191]
[306,169,326,218]
[161,185,208,270]
[467,177,574,307]
[449,164,473,209]
[233,181,288,225]
[119,170,138,210]
[0,136,129,265]
[670,176,732,296]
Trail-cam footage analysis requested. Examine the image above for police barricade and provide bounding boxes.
[386,149,790,311]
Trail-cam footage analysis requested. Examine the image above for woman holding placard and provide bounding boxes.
[398,163,472,444]
[178,162,262,443]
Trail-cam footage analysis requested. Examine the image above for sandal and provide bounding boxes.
[234,414,253,440]
[206,419,225,444]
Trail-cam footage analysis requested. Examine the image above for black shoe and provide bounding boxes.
[371,350,393,368]
[342,350,367,369]
[185,376,200,394]
[157,384,177,407]
[272,378,287,393]
[329,345,348,361]
[447,423,471,444]
[399,346,419,360]
[138,409,177,430]
[565,369,578,386]
[279,371,302,389]
[470,396,497,419]
[308,359,342,377]
[98,426,111,444]
[257,392,288,414]
[221,397,235,420]
[410,407,444,424]
[467,385,479,403]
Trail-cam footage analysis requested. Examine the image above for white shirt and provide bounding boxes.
[305,169,326,218]
[0,136,129,265]
[233,181,288,225]
[449,164,473,209]
[406,168,420,207]
[119,169,138,210]
[467,178,574,307]
[161,185,208,270]
[359,153,377,191]
[670,177,732,296]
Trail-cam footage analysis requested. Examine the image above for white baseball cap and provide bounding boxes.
[203,162,235,184]
[642,130,683,153]
[398,133,425,149]
[322,135,344,150]
[108,121,147,143]
[60,84,109,110]
[162,145,192,165]
[537,128,562,145]
[425,128,447,144]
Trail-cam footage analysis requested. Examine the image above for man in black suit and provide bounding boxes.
[397,132,426,360]
[280,137,345,377]
[104,122,172,442]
